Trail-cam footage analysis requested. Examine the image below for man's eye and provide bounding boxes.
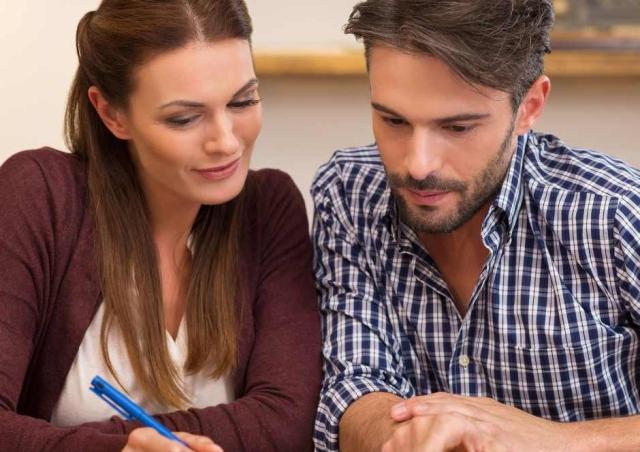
[383,116,408,127]
[446,124,473,133]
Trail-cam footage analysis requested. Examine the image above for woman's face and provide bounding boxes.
[118,39,262,211]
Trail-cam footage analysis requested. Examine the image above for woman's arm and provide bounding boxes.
[0,150,128,451]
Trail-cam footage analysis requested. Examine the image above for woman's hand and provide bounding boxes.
[122,427,223,452]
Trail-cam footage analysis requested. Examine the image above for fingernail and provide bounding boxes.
[391,403,407,417]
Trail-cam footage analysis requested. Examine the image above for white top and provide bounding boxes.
[50,303,233,426]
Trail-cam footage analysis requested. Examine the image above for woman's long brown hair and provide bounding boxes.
[64,0,252,408]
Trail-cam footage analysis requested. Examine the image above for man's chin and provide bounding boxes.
[401,204,456,234]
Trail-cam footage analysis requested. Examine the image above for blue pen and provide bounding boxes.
[90,375,189,448]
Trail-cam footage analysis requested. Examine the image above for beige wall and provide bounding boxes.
[2,2,639,220]
[0,1,97,157]
[246,0,356,51]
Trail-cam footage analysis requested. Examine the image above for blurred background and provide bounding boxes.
[1,1,639,218]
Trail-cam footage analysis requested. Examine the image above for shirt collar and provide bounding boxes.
[381,188,400,242]
[489,132,528,238]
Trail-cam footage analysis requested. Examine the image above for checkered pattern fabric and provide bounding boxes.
[311,133,640,451]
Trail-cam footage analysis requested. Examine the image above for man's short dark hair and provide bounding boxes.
[345,0,554,110]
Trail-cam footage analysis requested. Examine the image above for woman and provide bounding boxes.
[0,1,321,451]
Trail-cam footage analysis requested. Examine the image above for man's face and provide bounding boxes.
[369,46,520,234]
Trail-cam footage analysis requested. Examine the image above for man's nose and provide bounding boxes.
[405,129,443,181]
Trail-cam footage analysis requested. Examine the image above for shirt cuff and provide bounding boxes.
[313,376,411,451]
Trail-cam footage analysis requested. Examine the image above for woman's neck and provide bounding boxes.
[143,184,200,337]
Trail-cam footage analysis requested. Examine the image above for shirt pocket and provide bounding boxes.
[482,339,638,421]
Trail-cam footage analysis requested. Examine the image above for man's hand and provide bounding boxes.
[382,408,506,452]
[382,393,576,452]
[122,428,223,452]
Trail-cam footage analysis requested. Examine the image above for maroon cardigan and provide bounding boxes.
[0,148,321,451]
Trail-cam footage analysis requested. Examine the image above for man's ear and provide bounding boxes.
[87,86,132,140]
[514,75,551,135]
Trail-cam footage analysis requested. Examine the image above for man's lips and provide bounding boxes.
[406,188,451,206]
[408,189,449,197]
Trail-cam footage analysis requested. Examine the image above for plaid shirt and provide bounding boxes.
[311,132,640,451]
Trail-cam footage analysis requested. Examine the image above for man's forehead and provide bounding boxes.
[369,50,506,116]
[370,46,482,90]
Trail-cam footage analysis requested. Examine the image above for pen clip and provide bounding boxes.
[90,385,133,420]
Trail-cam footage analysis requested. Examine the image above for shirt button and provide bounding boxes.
[458,355,471,368]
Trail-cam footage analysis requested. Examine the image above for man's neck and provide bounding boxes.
[418,203,491,316]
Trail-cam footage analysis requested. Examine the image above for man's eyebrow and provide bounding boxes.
[372,102,490,123]
[159,78,259,110]
[372,102,404,118]
[434,113,490,124]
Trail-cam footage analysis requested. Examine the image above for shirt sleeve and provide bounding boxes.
[614,192,640,324]
[311,175,415,451]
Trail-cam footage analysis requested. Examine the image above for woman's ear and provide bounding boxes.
[514,75,551,135]
[87,86,132,140]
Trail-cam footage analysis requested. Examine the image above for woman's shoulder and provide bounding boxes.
[1,147,87,187]
[246,168,303,206]
[0,147,89,219]
[243,168,308,233]
[2,147,85,169]
[247,167,297,191]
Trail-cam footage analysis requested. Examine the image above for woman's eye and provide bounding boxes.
[228,99,261,109]
[166,115,199,127]
[383,116,408,127]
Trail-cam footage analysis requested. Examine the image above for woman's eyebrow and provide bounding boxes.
[158,78,259,110]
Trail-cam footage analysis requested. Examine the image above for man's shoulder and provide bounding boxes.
[311,144,391,224]
[526,133,640,201]
[312,144,385,189]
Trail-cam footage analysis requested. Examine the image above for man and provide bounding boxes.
[311,1,640,451]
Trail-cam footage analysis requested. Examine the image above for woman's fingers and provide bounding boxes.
[123,427,222,452]
[176,432,223,452]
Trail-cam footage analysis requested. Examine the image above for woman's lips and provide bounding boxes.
[406,188,451,206]
[194,159,240,181]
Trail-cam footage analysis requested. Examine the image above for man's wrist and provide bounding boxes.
[560,419,620,452]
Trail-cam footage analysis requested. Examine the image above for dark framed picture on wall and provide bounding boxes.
[254,0,640,78]
[552,0,640,49]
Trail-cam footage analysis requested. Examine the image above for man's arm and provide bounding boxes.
[311,167,414,451]
[384,393,640,452]
[577,416,640,452]
[339,392,402,452]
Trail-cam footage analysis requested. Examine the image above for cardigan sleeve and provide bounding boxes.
[0,151,127,451]
[102,171,322,451]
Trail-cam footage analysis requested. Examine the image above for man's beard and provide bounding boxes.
[386,120,516,234]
